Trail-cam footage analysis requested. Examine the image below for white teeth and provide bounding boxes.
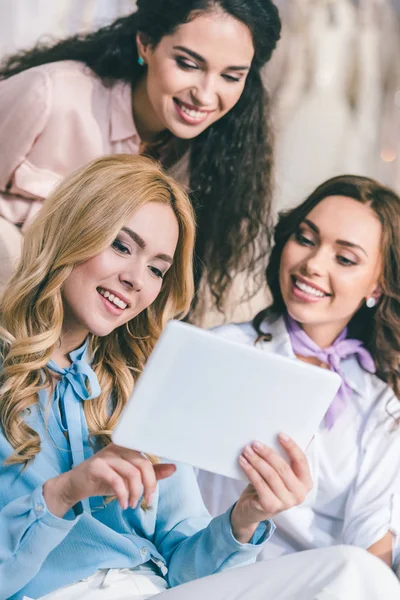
[180,103,207,119]
[295,280,326,298]
[98,288,127,309]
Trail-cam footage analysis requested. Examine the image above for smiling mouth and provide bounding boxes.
[97,287,129,310]
[173,98,213,122]
[292,276,331,298]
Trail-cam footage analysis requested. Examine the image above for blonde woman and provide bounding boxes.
[0,154,322,600]
[0,156,398,599]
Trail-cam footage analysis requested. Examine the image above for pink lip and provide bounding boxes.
[173,98,213,126]
[175,98,215,113]
[98,287,130,306]
[290,275,331,304]
[97,290,125,316]
[293,275,331,296]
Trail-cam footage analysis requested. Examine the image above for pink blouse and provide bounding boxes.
[0,60,141,227]
[0,60,266,327]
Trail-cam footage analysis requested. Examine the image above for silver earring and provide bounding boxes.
[366,297,377,309]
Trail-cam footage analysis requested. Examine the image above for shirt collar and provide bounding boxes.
[261,315,368,397]
[259,315,295,358]
[48,337,91,372]
[110,80,140,143]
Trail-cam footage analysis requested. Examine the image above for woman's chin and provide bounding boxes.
[285,303,324,326]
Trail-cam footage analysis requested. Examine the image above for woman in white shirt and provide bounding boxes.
[198,174,400,586]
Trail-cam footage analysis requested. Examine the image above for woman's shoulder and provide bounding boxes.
[210,316,283,345]
[210,321,258,345]
[369,373,400,419]
[28,60,97,78]
[0,61,103,110]
[351,367,400,438]
[15,61,106,100]
[3,60,96,84]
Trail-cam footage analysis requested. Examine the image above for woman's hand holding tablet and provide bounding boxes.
[230,434,312,543]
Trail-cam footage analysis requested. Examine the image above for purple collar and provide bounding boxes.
[285,313,376,428]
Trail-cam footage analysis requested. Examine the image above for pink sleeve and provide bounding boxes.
[0,69,51,192]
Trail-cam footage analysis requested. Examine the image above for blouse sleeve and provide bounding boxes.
[0,435,82,598]
[153,462,274,587]
[0,68,51,192]
[341,382,400,569]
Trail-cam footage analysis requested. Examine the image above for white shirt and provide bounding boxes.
[197,316,400,567]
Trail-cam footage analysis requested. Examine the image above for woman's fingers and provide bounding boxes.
[104,446,176,505]
[154,463,177,480]
[278,433,313,491]
[99,463,130,510]
[242,445,294,505]
[67,444,177,511]
[88,445,153,508]
[124,454,157,506]
[239,436,313,512]
[253,438,311,496]
[239,455,284,514]
[106,457,145,508]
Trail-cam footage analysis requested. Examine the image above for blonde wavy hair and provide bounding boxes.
[0,154,195,465]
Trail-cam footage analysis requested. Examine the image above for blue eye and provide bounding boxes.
[112,239,130,254]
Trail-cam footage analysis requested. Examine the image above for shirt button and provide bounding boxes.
[35,503,45,513]
[141,547,148,556]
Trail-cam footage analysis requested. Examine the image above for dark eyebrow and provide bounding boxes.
[302,219,368,257]
[303,219,319,234]
[121,227,173,264]
[173,45,250,71]
[335,239,368,258]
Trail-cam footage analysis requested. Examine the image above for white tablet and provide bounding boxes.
[112,320,341,480]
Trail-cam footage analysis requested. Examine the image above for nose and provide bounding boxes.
[302,247,328,277]
[191,74,217,107]
[119,262,145,292]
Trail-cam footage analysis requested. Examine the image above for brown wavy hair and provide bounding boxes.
[0,0,281,317]
[253,174,400,400]
[0,155,195,465]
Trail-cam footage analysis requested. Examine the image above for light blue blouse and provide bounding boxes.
[0,339,273,600]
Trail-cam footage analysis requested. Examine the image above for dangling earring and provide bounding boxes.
[366,297,377,309]
[138,56,145,66]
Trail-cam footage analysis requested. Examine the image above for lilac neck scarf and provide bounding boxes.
[285,313,376,428]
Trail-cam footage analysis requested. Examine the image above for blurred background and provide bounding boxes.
[1,0,399,211]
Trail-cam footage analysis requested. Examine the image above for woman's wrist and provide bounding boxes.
[43,472,80,518]
[230,503,260,544]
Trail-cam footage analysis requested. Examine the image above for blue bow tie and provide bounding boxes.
[52,357,101,402]
[48,339,101,513]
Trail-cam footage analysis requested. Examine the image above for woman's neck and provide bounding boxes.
[287,314,349,348]
[51,330,88,368]
[131,76,167,142]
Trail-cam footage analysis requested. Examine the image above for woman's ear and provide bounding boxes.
[136,32,152,65]
[368,285,383,304]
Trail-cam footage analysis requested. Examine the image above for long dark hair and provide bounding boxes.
[0,0,281,316]
[253,174,400,400]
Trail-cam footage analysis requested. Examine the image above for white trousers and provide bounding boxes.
[28,546,400,600]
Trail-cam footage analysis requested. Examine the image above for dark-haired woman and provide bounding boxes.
[198,174,400,592]
[0,0,281,325]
